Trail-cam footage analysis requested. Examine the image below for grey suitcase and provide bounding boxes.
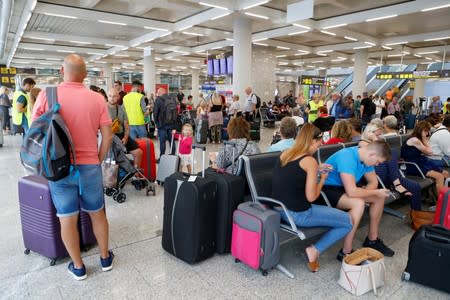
[231,202,280,276]
[0,118,3,147]
[196,118,208,144]
[156,134,180,184]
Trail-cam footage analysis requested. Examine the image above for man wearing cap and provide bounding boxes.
[122,80,148,139]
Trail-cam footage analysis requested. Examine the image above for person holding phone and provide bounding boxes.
[272,124,352,272]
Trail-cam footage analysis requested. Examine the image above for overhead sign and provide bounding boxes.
[0,65,16,88]
[287,0,314,23]
[376,70,449,80]
[299,75,326,86]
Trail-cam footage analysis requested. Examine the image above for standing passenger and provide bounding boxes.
[123,80,148,139]
[12,77,35,134]
[33,54,114,280]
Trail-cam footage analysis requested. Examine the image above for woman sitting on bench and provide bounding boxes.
[272,123,352,272]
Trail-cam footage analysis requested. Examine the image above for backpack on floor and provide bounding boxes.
[20,87,76,181]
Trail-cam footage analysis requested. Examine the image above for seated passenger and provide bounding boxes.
[426,114,450,167]
[313,106,335,132]
[267,117,297,152]
[348,118,362,142]
[360,121,422,211]
[209,117,260,174]
[382,115,398,137]
[107,88,143,169]
[291,107,305,127]
[324,120,352,145]
[272,124,352,272]
[321,140,395,259]
[401,121,449,191]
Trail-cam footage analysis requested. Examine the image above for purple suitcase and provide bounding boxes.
[79,210,96,247]
[18,176,68,265]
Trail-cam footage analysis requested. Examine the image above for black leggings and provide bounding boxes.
[0,106,10,130]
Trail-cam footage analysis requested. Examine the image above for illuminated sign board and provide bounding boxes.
[376,70,449,80]
[300,76,326,86]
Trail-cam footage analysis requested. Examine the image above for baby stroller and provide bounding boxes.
[104,136,156,203]
[259,107,276,128]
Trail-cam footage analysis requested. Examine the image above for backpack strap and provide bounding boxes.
[46,86,58,111]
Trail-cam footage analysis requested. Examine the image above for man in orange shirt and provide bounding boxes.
[33,54,113,280]
[385,89,393,102]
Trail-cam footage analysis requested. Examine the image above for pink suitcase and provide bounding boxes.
[231,202,280,276]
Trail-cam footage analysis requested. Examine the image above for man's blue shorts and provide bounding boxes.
[48,164,104,217]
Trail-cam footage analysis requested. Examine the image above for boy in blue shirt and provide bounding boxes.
[322,141,394,260]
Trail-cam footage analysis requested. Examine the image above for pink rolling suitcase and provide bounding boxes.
[231,202,280,276]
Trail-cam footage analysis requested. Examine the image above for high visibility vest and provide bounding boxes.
[12,90,29,126]
[308,100,324,123]
[123,92,145,125]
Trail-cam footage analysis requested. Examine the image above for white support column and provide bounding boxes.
[318,69,327,95]
[103,63,113,90]
[128,73,132,83]
[143,47,156,94]
[352,49,368,97]
[191,69,199,105]
[156,74,161,84]
[412,64,427,108]
[233,15,252,106]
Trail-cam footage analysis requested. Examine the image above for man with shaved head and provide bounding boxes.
[33,54,114,280]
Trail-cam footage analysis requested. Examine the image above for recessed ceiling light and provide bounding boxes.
[421,4,450,12]
[276,55,287,58]
[353,45,373,49]
[115,54,129,57]
[178,25,193,31]
[384,41,408,46]
[210,13,231,20]
[23,47,44,51]
[424,57,433,60]
[98,20,127,26]
[244,12,269,20]
[366,14,398,22]
[322,23,347,29]
[144,26,169,31]
[211,46,222,50]
[46,58,62,61]
[365,41,376,46]
[87,52,104,55]
[182,32,204,37]
[253,42,268,46]
[318,50,333,53]
[242,0,269,10]
[344,36,358,41]
[278,62,288,65]
[43,13,78,19]
[253,38,268,42]
[416,51,439,55]
[320,30,336,36]
[105,43,125,47]
[312,60,323,63]
[288,30,308,36]
[27,36,55,42]
[276,46,290,50]
[424,36,450,41]
[57,50,75,53]
[70,40,92,45]
[293,24,311,30]
[387,54,403,57]
[381,45,393,50]
[199,2,229,10]
[414,54,422,58]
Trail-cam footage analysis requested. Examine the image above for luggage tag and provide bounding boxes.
[188,175,197,182]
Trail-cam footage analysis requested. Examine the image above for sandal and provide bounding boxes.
[393,183,412,198]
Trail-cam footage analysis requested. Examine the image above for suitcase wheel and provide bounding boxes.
[104,187,115,197]
[113,192,126,203]
[50,259,57,266]
[24,249,30,255]
[261,269,268,276]
[402,272,410,281]
[234,258,240,263]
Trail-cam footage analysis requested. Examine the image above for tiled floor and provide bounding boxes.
[0,127,448,299]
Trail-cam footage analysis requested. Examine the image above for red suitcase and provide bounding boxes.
[136,138,157,181]
[434,187,450,229]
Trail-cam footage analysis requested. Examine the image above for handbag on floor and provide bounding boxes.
[102,152,119,188]
[338,248,386,296]
[410,209,434,231]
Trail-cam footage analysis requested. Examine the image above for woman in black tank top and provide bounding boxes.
[272,124,352,272]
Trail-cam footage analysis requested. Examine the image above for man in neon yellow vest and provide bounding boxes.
[122,80,148,139]
[306,94,324,123]
[12,77,35,134]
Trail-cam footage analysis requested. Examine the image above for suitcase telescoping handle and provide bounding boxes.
[191,144,206,178]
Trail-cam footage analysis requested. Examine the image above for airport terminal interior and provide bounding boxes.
[1,0,450,299]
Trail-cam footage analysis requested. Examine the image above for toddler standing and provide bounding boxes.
[176,124,194,173]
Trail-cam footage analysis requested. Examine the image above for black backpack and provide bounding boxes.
[366,99,376,116]
[163,95,178,125]
[253,93,261,109]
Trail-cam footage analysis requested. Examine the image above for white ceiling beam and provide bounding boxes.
[191,40,233,52]
[23,31,129,47]
[19,42,104,54]
[380,29,450,46]
[34,2,173,30]
[79,0,102,8]
[316,0,450,29]
[173,8,232,32]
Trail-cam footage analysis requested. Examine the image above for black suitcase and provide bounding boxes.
[249,121,260,141]
[203,141,245,254]
[196,118,208,144]
[403,224,450,293]
[162,145,218,263]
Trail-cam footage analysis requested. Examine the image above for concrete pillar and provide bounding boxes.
[318,69,327,95]
[251,47,276,103]
[128,73,132,83]
[143,49,156,94]
[191,69,199,105]
[412,64,427,111]
[352,49,368,97]
[233,15,252,106]
[156,74,161,84]
[103,63,113,89]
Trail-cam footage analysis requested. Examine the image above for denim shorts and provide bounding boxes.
[48,164,105,217]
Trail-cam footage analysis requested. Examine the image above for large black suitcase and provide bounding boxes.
[204,141,245,254]
[162,145,218,263]
[403,224,450,293]
[249,121,261,141]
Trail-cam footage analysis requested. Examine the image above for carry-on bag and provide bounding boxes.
[338,248,385,296]
[196,117,209,144]
[231,202,280,275]
[249,120,261,141]
[79,210,96,247]
[0,118,3,147]
[204,141,245,254]
[403,224,450,293]
[18,175,68,265]
[162,145,218,264]
[136,138,157,182]
[156,133,180,184]
[434,187,450,229]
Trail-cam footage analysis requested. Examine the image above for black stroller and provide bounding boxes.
[104,136,155,203]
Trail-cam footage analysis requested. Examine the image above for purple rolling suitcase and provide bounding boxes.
[18,176,68,265]
[79,210,96,247]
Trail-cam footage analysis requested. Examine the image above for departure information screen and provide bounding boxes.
[300,75,326,85]
[376,70,448,80]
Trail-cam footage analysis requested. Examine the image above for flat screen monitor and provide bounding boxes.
[207,60,213,76]
[220,58,227,75]
[213,59,220,75]
[226,56,233,74]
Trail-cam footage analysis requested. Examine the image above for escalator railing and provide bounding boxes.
[341,66,380,97]
[364,65,402,96]
[376,64,417,97]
